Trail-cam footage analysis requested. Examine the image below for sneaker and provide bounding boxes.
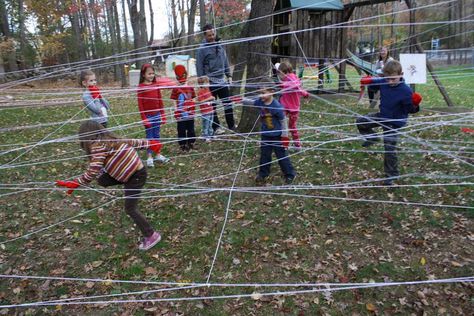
[155,154,170,163]
[139,231,161,251]
[285,174,296,185]
[255,175,267,186]
[293,145,302,152]
[361,138,379,148]
[215,128,225,135]
[383,179,394,186]
[369,100,377,109]
[205,137,212,143]
[146,157,154,167]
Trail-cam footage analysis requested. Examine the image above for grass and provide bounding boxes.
[0,66,473,314]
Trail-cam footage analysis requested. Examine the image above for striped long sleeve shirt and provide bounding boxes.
[76,139,149,184]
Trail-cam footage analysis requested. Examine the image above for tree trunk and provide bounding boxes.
[105,1,120,81]
[187,0,198,54]
[170,0,179,44]
[199,0,206,29]
[148,0,154,45]
[69,3,87,61]
[18,0,29,68]
[129,0,142,67]
[0,0,18,72]
[90,0,102,58]
[139,0,148,51]
[113,1,126,86]
[237,0,273,133]
[178,0,186,47]
[121,0,130,49]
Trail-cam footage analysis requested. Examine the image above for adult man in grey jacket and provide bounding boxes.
[196,24,235,134]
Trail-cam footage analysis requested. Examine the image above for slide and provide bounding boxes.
[346,49,377,75]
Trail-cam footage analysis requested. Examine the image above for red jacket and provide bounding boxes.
[170,86,196,120]
[137,82,166,127]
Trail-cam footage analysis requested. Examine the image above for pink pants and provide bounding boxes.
[286,111,301,147]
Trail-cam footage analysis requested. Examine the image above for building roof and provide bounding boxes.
[288,0,343,10]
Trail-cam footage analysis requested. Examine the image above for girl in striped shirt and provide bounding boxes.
[56,120,163,251]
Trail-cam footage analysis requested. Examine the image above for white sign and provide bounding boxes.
[400,54,427,84]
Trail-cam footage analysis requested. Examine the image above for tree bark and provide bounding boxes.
[187,0,198,53]
[0,0,18,72]
[148,0,154,45]
[237,0,273,133]
[121,0,130,49]
[199,0,206,30]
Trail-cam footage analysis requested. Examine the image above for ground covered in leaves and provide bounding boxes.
[0,69,473,315]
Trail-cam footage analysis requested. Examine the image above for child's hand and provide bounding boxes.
[56,180,80,195]
[149,140,163,154]
[281,136,290,149]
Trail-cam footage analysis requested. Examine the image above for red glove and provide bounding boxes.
[56,180,80,195]
[149,140,163,154]
[360,75,373,86]
[412,92,422,106]
[281,136,290,149]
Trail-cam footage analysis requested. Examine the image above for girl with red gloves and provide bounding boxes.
[137,63,170,167]
[56,120,163,251]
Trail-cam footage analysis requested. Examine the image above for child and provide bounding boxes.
[197,76,215,142]
[56,120,163,251]
[137,63,170,167]
[80,70,110,128]
[356,60,422,186]
[243,78,296,185]
[170,65,196,152]
[277,62,309,150]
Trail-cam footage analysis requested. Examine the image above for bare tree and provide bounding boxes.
[0,0,18,71]
[187,0,198,50]
[148,0,154,44]
[237,0,273,133]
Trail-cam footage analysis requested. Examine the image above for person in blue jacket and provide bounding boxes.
[356,60,422,186]
[243,79,296,185]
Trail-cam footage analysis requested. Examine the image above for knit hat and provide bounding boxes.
[174,65,187,83]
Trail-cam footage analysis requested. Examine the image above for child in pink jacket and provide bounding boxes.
[277,62,309,150]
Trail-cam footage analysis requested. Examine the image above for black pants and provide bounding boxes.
[259,136,296,178]
[356,113,400,178]
[210,84,235,131]
[97,168,154,237]
[368,86,378,107]
[177,119,196,148]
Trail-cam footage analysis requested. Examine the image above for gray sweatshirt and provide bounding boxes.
[82,90,110,124]
[196,40,231,84]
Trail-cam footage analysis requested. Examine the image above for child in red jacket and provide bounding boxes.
[137,63,170,166]
[170,65,196,152]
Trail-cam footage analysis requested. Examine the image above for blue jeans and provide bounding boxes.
[145,113,161,155]
[201,113,214,137]
[259,136,295,178]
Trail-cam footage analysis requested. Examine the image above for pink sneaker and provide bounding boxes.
[139,231,161,251]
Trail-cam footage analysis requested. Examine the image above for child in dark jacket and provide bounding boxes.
[170,65,196,152]
[356,60,422,185]
[243,79,296,185]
